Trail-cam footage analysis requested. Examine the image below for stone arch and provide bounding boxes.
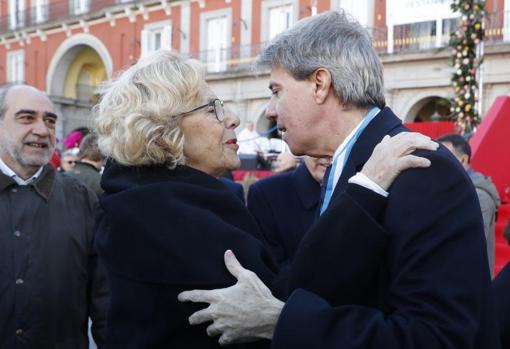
[46,33,113,97]
[402,92,451,123]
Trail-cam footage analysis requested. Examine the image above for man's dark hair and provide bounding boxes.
[0,84,17,120]
[78,133,104,162]
[437,133,472,163]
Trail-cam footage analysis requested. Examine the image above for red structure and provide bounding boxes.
[406,100,510,276]
[232,170,273,182]
[470,96,510,275]
[470,96,510,200]
[404,121,455,139]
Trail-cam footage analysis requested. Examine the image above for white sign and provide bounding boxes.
[387,0,458,26]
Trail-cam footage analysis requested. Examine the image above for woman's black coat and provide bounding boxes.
[95,162,277,349]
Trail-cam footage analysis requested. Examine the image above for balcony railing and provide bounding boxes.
[189,42,265,74]
[0,0,118,33]
[372,11,510,54]
[190,11,510,75]
[1,2,509,76]
[485,10,509,43]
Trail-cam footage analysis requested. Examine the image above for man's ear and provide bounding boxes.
[460,153,470,168]
[310,68,332,104]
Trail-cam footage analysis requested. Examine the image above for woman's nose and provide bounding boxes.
[224,111,240,129]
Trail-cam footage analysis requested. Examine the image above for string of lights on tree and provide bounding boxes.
[449,0,485,135]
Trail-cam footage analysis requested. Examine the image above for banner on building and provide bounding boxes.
[387,0,457,25]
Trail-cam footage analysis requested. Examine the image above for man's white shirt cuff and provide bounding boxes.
[348,172,389,197]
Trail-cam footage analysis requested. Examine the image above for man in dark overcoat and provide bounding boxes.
[247,156,328,267]
[0,84,108,349]
[179,11,498,349]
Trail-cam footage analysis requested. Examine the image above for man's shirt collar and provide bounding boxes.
[0,157,44,185]
[0,160,55,200]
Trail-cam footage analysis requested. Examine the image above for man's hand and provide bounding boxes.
[178,250,284,346]
[361,132,438,191]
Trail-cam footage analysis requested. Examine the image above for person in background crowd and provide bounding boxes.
[68,133,104,197]
[248,156,330,268]
[237,120,261,155]
[438,133,501,277]
[0,84,108,349]
[49,150,61,170]
[273,152,298,173]
[59,148,79,172]
[64,128,89,150]
[179,11,497,349]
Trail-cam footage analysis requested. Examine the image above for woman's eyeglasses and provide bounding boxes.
[177,99,224,122]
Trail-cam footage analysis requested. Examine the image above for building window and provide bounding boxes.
[394,20,436,52]
[200,9,232,73]
[269,4,292,39]
[205,16,229,72]
[331,0,371,27]
[70,0,89,15]
[261,0,297,42]
[7,50,25,83]
[9,0,25,30]
[385,0,460,54]
[442,17,458,44]
[141,21,172,57]
[505,0,510,41]
[31,0,48,24]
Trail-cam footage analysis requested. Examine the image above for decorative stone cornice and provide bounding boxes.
[0,0,179,42]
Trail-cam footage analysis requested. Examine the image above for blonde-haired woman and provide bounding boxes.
[95,50,276,349]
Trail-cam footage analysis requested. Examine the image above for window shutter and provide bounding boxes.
[17,52,25,82]
[141,29,150,57]
[161,25,172,50]
[9,0,16,28]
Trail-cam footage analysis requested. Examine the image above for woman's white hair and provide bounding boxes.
[94,50,204,168]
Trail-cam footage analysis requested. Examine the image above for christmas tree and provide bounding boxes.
[449,0,485,135]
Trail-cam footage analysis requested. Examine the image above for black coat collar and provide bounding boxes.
[101,160,223,194]
[97,160,278,286]
[292,163,320,210]
[333,107,404,199]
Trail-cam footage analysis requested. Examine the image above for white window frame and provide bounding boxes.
[32,0,48,24]
[386,0,459,53]
[9,0,25,30]
[7,50,25,83]
[505,0,510,42]
[331,0,373,28]
[141,20,172,58]
[261,0,298,42]
[200,8,232,73]
[70,0,89,15]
